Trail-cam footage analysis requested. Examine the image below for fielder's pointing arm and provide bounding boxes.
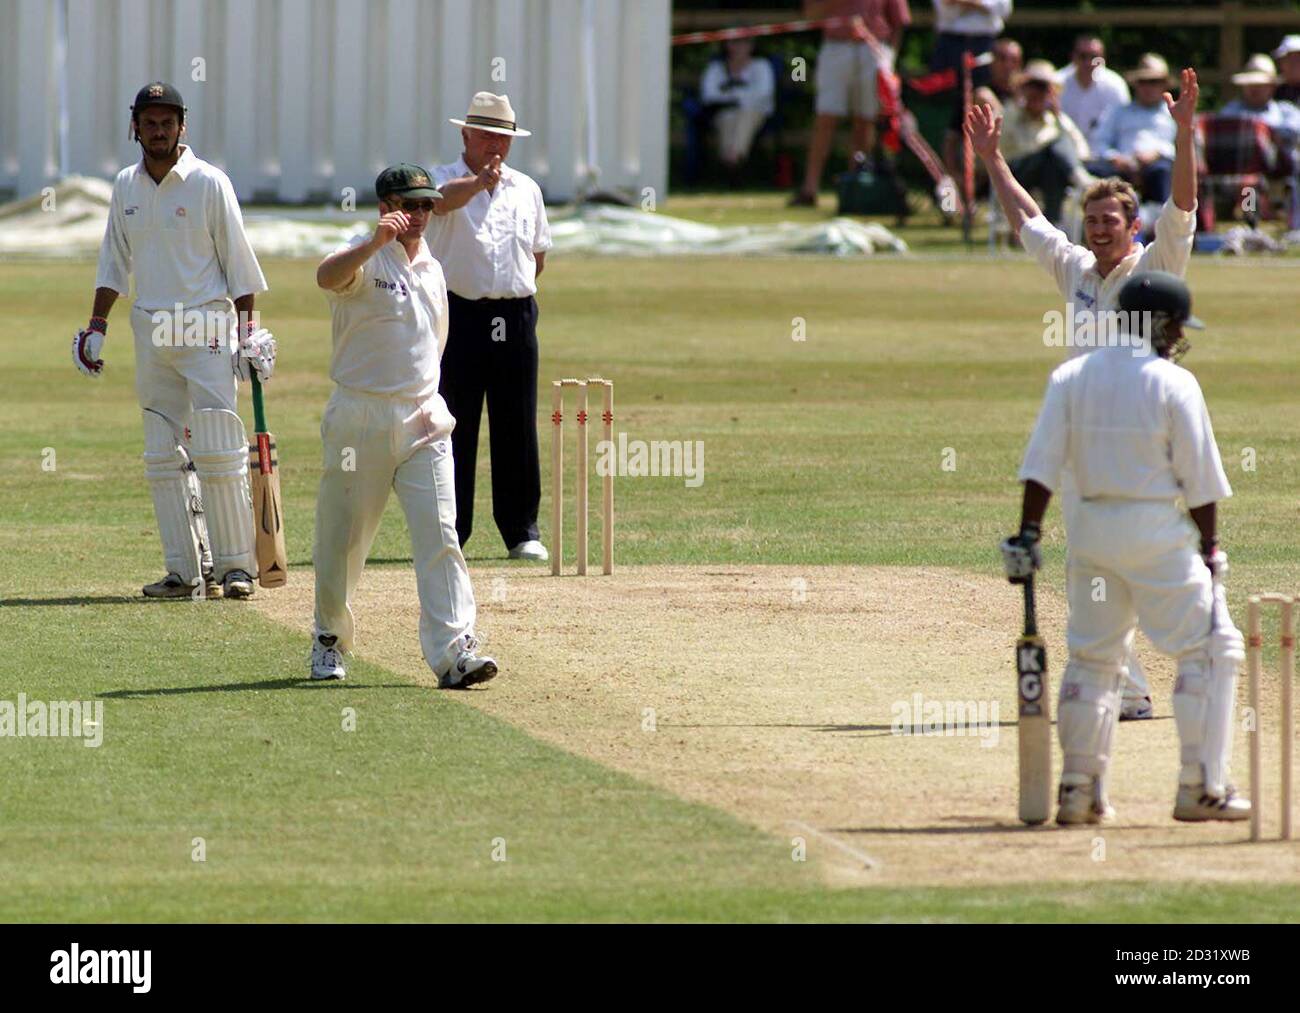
[965,104,1043,237]
[315,210,411,291]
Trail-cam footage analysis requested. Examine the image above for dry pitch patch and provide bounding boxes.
[254,564,1299,887]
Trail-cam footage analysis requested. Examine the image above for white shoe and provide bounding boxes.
[508,540,549,562]
[439,634,497,689]
[1173,784,1251,822]
[222,569,255,599]
[143,572,219,599]
[1119,694,1153,721]
[1056,777,1116,825]
[310,634,346,681]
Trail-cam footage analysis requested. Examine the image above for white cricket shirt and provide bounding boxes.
[1057,64,1131,150]
[1020,198,1196,354]
[323,234,454,416]
[426,157,552,300]
[1019,346,1231,508]
[95,145,267,312]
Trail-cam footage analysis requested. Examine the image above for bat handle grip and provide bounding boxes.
[250,372,268,434]
[1023,574,1038,638]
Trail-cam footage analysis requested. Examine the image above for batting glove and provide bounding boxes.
[1204,545,1228,583]
[72,317,108,378]
[1000,523,1042,584]
[234,324,277,383]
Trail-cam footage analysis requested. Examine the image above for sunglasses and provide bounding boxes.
[390,198,436,213]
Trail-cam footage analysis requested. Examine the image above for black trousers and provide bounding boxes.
[439,292,541,550]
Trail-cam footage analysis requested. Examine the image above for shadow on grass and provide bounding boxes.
[100,678,420,698]
[828,822,1170,835]
[1,595,148,607]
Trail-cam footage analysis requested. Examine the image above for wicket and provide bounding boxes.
[1246,594,1296,842]
[551,378,613,576]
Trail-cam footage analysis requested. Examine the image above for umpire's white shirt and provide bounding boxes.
[1019,345,1231,508]
[1019,200,1196,351]
[95,145,267,312]
[426,157,552,300]
[325,234,453,422]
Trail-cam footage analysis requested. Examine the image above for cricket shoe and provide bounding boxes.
[1173,784,1251,822]
[1056,777,1116,826]
[310,634,346,681]
[143,572,220,599]
[508,539,549,562]
[222,569,255,599]
[439,635,497,689]
[1119,694,1154,721]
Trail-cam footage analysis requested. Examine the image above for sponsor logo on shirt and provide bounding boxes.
[374,278,409,298]
[175,207,187,218]
[124,206,137,216]
[1073,288,1096,309]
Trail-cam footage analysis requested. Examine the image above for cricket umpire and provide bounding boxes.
[77,82,275,600]
[311,164,497,688]
[427,92,553,562]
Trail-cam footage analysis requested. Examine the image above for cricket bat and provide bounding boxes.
[1016,574,1052,824]
[248,374,287,588]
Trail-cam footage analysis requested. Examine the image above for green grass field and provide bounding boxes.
[3,228,1299,921]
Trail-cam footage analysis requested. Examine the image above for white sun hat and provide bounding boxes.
[450,92,532,137]
[1232,54,1280,86]
[1272,35,1300,60]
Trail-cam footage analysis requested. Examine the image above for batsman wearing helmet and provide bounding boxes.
[77,82,275,600]
[1001,272,1249,826]
[969,67,1202,722]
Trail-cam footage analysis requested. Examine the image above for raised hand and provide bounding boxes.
[477,154,503,192]
[1164,67,1199,130]
[374,210,411,246]
[965,103,1002,161]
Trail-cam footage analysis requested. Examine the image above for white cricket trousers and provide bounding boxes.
[1061,473,1151,701]
[313,386,477,677]
[1067,499,1212,666]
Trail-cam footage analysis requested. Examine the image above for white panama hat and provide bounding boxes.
[1232,54,1280,86]
[450,92,532,137]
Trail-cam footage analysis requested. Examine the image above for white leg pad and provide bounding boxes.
[1058,659,1123,780]
[142,409,204,585]
[1174,587,1245,794]
[190,408,257,579]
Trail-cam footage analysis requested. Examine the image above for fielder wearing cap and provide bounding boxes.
[1220,54,1300,143]
[967,67,1201,722]
[309,164,497,687]
[425,92,553,563]
[1001,271,1249,827]
[78,81,273,601]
